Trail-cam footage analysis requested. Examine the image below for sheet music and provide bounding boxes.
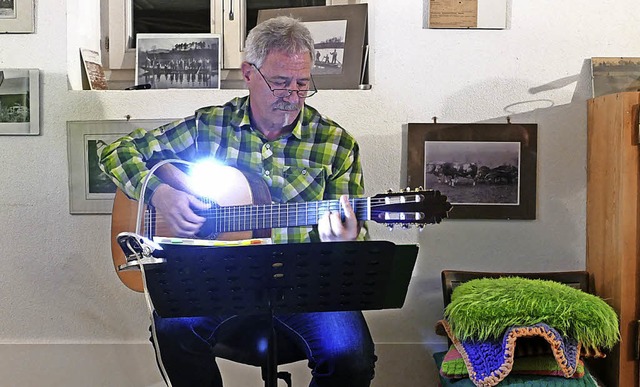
[153,236,273,247]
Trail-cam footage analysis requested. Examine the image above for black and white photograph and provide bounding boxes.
[258,3,367,89]
[424,141,520,205]
[0,0,34,33]
[0,68,39,135]
[67,119,176,214]
[135,33,220,89]
[407,123,537,220]
[306,20,347,76]
[0,0,15,18]
[85,134,121,197]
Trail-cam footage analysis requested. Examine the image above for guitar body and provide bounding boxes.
[110,167,272,292]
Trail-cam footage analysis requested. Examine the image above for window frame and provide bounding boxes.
[104,0,356,73]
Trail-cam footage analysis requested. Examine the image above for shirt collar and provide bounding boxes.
[239,95,306,140]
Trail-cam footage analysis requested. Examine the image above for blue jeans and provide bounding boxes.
[152,311,377,387]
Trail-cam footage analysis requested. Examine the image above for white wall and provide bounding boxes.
[0,0,639,385]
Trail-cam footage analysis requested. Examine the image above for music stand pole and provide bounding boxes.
[266,301,277,387]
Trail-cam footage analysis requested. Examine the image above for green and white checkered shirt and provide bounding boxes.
[99,96,365,243]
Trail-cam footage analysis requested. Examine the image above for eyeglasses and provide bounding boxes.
[251,64,317,98]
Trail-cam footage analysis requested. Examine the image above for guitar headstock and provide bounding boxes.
[370,188,452,229]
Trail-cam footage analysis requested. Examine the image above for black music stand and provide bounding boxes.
[136,240,419,387]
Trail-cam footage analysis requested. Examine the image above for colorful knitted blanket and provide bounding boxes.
[433,351,600,387]
[437,319,583,387]
[439,345,585,379]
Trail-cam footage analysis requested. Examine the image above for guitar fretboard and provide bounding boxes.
[197,198,371,233]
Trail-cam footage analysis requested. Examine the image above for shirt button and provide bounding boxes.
[265,144,271,149]
[264,170,270,176]
[301,169,307,175]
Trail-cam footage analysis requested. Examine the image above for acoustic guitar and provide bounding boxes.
[110,166,452,292]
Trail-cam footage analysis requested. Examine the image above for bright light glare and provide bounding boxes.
[188,159,227,199]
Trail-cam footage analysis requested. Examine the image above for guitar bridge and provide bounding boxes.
[116,232,166,271]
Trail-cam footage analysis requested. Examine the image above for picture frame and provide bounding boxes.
[407,123,537,220]
[80,48,108,90]
[135,33,221,89]
[0,68,39,135]
[67,119,176,214]
[427,0,507,29]
[591,57,640,98]
[0,0,34,33]
[258,3,368,89]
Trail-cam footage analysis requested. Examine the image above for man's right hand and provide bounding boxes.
[150,184,210,237]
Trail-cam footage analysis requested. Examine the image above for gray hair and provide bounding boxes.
[244,16,315,68]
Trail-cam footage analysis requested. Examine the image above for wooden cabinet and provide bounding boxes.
[587,92,640,387]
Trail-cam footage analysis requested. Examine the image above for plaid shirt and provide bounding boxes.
[99,96,365,243]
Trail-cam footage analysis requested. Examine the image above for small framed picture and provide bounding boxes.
[407,123,538,220]
[258,4,368,89]
[591,57,640,98]
[66,119,176,214]
[0,0,34,33]
[0,68,39,135]
[80,48,108,90]
[135,33,221,89]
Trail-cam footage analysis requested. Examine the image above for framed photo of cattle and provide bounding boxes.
[406,123,537,220]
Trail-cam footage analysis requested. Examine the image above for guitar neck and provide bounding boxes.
[198,197,370,233]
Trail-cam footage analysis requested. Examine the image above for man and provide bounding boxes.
[100,16,376,387]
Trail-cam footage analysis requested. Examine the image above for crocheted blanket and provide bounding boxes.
[439,345,586,379]
[434,351,600,387]
[437,319,582,387]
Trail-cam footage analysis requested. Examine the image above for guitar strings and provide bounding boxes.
[140,195,442,234]
[140,196,439,221]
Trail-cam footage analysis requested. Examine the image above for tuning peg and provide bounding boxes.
[405,187,412,192]
[387,189,394,194]
[387,224,394,231]
[416,186,423,191]
[401,224,410,229]
[418,224,425,232]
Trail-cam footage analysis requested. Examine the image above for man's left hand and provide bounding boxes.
[318,195,360,241]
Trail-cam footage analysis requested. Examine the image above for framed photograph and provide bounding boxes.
[428,0,507,29]
[0,0,34,33]
[0,68,39,135]
[258,3,368,89]
[135,33,221,89]
[591,57,640,98]
[67,119,175,214]
[407,123,537,220]
[80,48,108,90]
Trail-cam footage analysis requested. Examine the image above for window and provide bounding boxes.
[104,0,357,83]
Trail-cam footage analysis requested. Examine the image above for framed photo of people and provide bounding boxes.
[406,123,537,220]
[66,119,176,214]
[135,33,221,89]
[0,0,34,33]
[258,3,368,89]
[0,68,39,135]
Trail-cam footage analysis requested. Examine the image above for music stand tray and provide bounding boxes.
[137,240,419,386]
